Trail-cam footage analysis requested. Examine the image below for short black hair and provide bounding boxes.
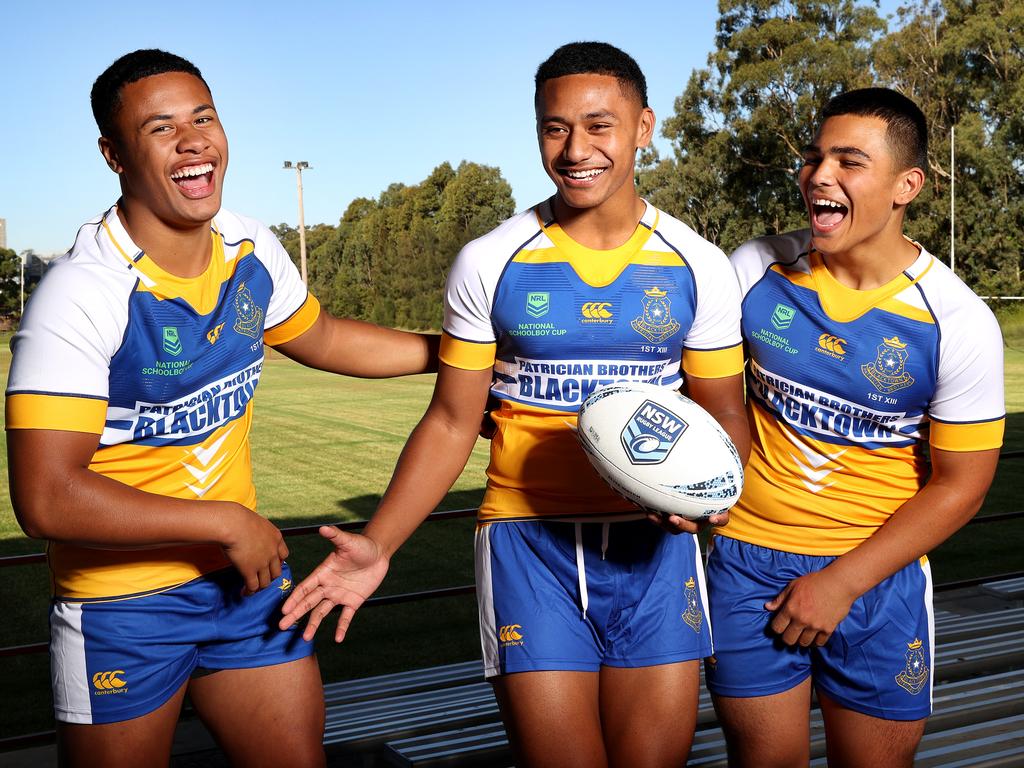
[821,87,928,172]
[535,42,648,108]
[91,49,209,138]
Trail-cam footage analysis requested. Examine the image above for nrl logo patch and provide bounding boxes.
[620,399,688,465]
[526,292,550,318]
[771,303,797,330]
[162,326,182,356]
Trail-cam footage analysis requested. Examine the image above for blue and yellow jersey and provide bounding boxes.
[441,199,744,522]
[5,205,320,600]
[726,230,1005,555]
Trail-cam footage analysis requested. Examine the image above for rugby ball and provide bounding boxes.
[576,382,743,520]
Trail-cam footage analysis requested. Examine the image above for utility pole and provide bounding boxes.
[282,161,312,285]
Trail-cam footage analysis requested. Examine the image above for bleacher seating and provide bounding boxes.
[315,599,1024,767]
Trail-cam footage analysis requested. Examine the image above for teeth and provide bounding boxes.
[171,163,214,180]
[567,168,604,179]
[813,198,846,209]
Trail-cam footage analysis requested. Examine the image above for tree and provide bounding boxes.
[0,247,22,317]
[644,0,886,252]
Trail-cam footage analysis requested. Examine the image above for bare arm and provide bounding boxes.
[767,446,1000,647]
[649,372,750,534]
[8,428,289,593]
[274,311,440,378]
[280,363,493,640]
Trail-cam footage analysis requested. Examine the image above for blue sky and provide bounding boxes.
[0,1,897,256]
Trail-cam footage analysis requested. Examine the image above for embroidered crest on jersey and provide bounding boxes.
[862,336,915,394]
[631,287,680,343]
[162,327,182,356]
[771,303,797,330]
[620,399,688,464]
[233,282,264,338]
[526,292,549,318]
[681,577,703,632]
[894,637,928,694]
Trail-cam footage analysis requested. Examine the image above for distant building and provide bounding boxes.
[0,218,6,250]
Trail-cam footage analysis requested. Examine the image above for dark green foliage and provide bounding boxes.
[642,0,1024,297]
[274,162,514,330]
[0,248,22,318]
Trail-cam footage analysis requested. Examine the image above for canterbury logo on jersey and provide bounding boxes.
[207,322,225,345]
[104,361,263,447]
[499,624,524,645]
[581,302,613,320]
[817,334,847,355]
[92,670,128,693]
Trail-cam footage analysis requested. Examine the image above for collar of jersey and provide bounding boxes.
[101,205,232,315]
[532,198,659,288]
[808,238,933,323]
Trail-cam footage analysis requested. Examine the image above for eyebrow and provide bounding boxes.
[540,109,618,123]
[140,103,215,128]
[801,143,872,160]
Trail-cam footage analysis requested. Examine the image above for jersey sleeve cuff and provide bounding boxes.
[5,393,107,434]
[682,343,745,379]
[439,332,496,371]
[264,293,321,346]
[929,417,1004,452]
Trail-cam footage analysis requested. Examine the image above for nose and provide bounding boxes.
[176,121,208,153]
[563,128,591,164]
[806,157,837,188]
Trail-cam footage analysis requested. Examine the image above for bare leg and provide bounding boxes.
[711,678,813,768]
[492,670,606,768]
[188,655,326,768]
[57,680,188,768]
[819,688,925,768]
[600,661,701,768]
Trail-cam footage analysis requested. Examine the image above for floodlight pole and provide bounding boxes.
[282,161,312,285]
[19,252,24,315]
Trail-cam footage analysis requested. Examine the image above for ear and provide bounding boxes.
[894,166,925,206]
[636,107,656,149]
[98,136,123,174]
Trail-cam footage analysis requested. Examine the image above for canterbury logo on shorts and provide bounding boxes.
[92,670,127,691]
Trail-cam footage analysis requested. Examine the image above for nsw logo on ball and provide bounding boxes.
[620,400,688,465]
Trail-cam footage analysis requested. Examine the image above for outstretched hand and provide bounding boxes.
[279,525,390,642]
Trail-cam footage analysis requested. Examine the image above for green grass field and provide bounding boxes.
[0,318,1022,739]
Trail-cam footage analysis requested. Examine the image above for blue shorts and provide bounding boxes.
[705,536,934,720]
[475,518,713,678]
[49,564,313,724]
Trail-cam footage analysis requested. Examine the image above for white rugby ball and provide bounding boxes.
[576,382,743,520]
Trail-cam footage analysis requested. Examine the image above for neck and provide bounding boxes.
[552,192,646,250]
[816,228,920,291]
[117,200,213,278]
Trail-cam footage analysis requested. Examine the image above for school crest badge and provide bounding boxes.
[894,638,929,695]
[862,336,915,394]
[682,577,703,633]
[233,282,264,339]
[631,287,680,344]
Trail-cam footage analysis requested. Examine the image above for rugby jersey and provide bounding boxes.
[441,199,744,522]
[724,230,1004,555]
[5,205,320,600]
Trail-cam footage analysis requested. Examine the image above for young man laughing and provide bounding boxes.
[706,88,1004,767]
[6,49,437,768]
[280,42,749,768]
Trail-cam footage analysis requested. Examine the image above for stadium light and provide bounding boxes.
[282,160,312,285]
